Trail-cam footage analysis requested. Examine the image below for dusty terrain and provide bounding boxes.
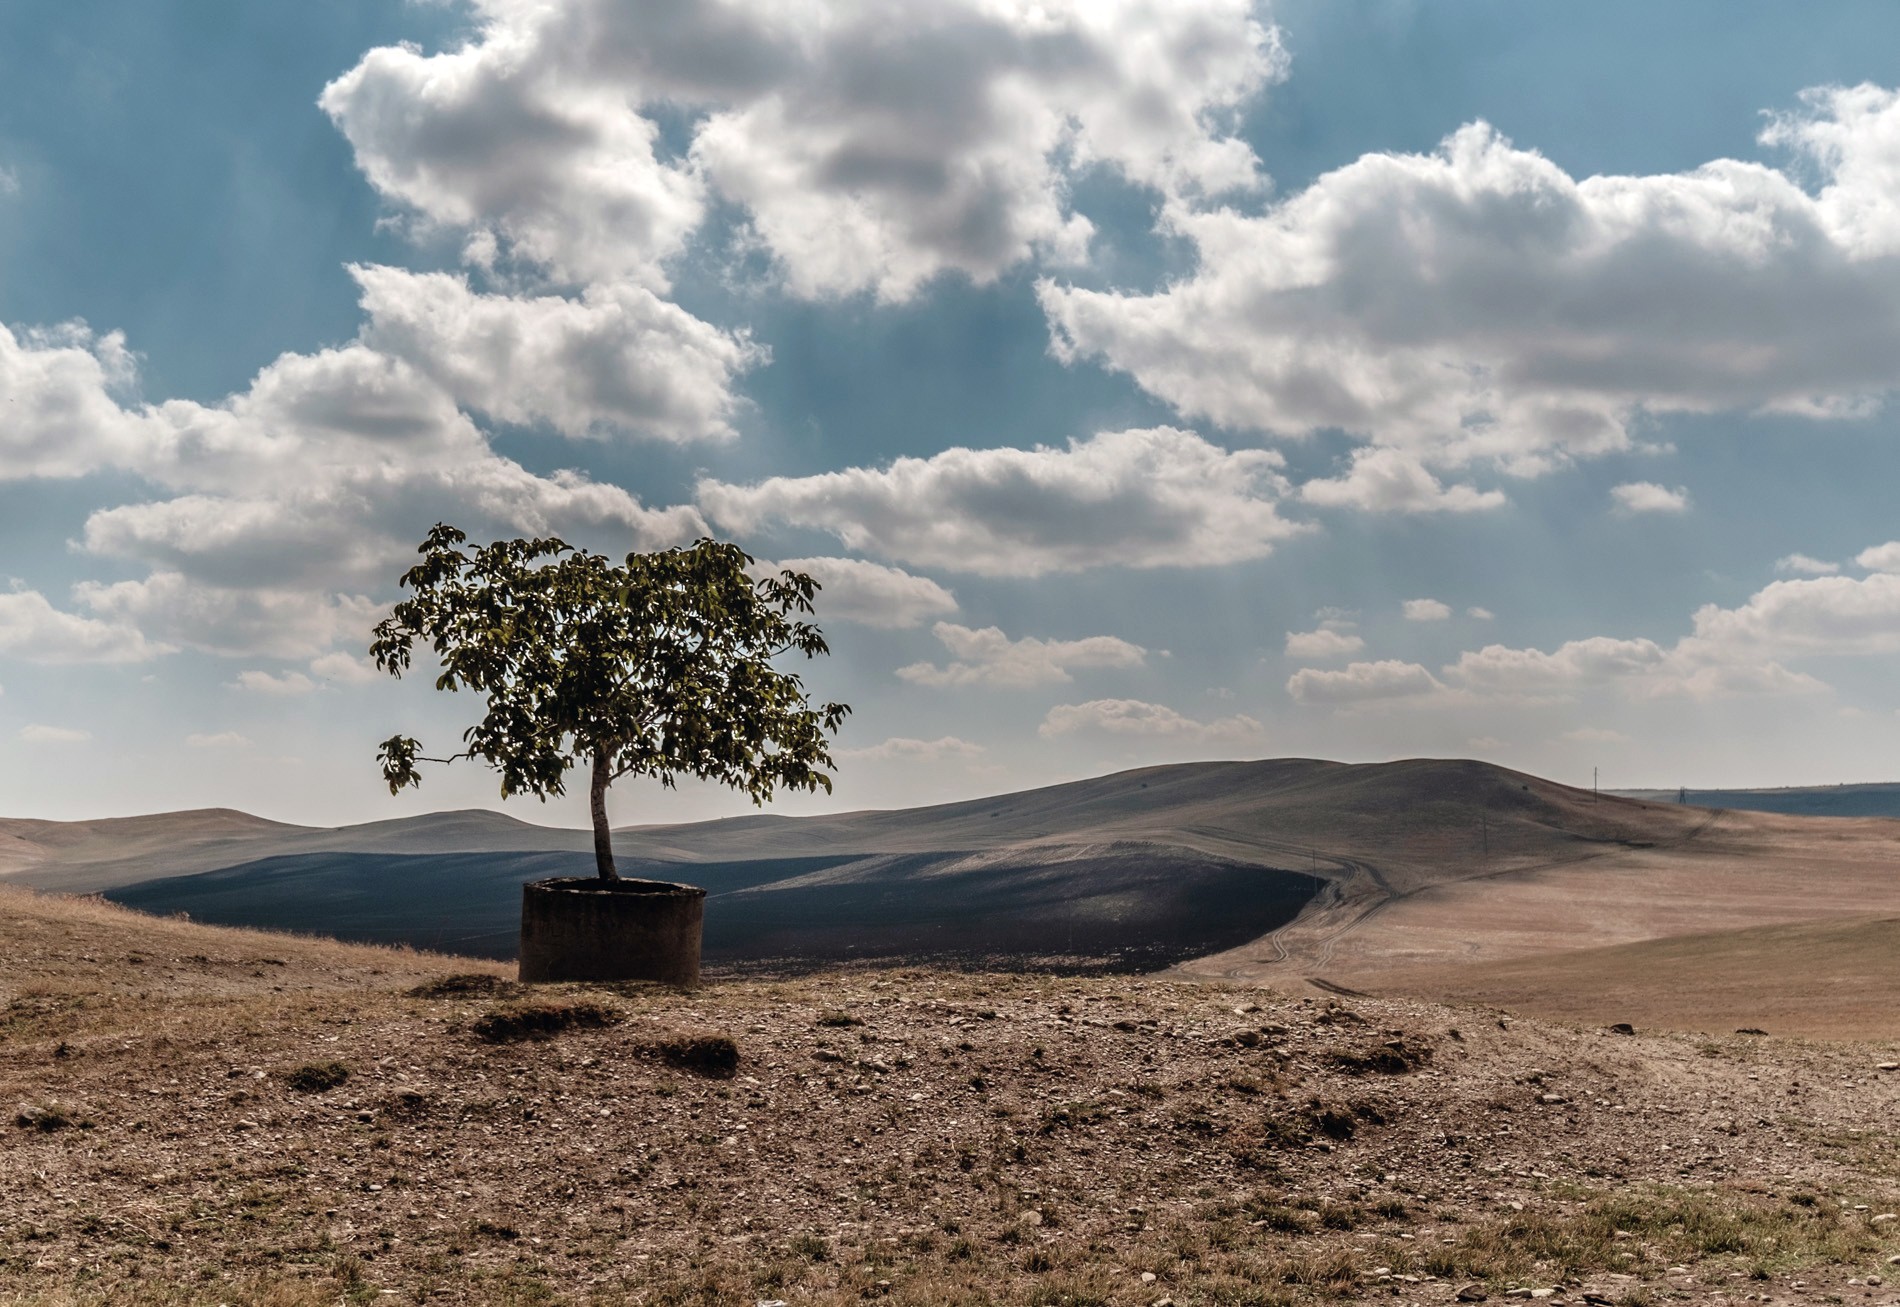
[1363,916,1900,1041]
[10,886,1900,1306]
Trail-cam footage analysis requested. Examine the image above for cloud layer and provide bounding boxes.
[699,427,1302,576]
[322,0,1283,301]
[1042,87,1900,480]
[897,623,1145,688]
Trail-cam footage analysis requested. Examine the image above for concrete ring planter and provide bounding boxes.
[518,877,706,985]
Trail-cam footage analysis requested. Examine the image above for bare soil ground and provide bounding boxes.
[10,888,1900,1306]
[1363,916,1900,1041]
[1183,808,1900,1025]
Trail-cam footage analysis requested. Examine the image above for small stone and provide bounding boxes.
[1530,1292,1556,1301]
[1022,1209,1044,1227]
[1454,1283,1488,1302]
[1879,1062,1899,1072]
[1873,1212,1897,1223]
[1140,1272,1157,1284]
[1539,1093,1565,1104]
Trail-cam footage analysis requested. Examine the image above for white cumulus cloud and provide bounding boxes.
[1611,482,1689,514]
[1684,569,1900,659]
[1855,542,1900,573]
[1403,598,1452,622]
[0,590,169,665]
[1776,553,1840,575]
[1286,660,1446,706]
[1038,697,1261,740]
[19,724,90,745]
[353,265,763,443]
[231,670,319,696]
[1042,88,1900,482]
[897,622,1145,688]
[699,427,1302,577]
[1300,448,1503,514]
[186,731,251,750]
[0,322,143,480]
[324,0,1283,301]
[1284,627,1366,661]
[0,328,705,658]
[836,735,986,763]
[762,558,957,630]
[310,652,382,686]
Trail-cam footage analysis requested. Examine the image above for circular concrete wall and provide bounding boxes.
[518,877,705,985]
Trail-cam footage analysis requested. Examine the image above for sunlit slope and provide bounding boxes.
[1363,914,1900,1040]
[1186,802,1900,988]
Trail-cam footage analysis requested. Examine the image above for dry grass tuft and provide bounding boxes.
[281,1060,349,1093]
[631,1031,740,1078]
[408,973,521,1000]
[470,999,621,1043]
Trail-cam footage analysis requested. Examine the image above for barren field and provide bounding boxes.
[1180,804,1900,1042]
[1363,916,1900,1041]
[10,887,1900,1306]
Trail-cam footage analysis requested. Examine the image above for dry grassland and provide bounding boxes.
[8,887,1900,1305]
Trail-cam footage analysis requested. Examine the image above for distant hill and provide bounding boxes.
[1611,782,1900,819]
[19,757,1900,982]
[12,756,1700,972]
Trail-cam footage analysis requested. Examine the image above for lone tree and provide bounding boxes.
[371,524,849,879]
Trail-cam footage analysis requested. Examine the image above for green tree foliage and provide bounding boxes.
[370,524,849,878]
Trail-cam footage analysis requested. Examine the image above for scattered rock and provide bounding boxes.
[1454,1283,1488,1301]
[1606,1022,1635,1035]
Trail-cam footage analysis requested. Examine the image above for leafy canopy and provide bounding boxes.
[370,524,849,804]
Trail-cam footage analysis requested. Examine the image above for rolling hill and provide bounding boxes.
[12,757,1900,1019]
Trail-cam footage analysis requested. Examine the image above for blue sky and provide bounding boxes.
[5,1,1900,826]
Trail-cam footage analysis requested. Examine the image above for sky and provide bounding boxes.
[5,0,1900,828]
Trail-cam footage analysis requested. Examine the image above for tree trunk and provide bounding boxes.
[590,749,618,880]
